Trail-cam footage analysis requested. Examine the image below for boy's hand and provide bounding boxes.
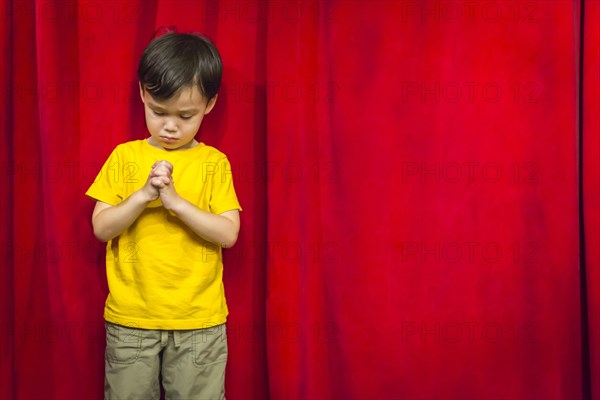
[149,161,173,185]
[139,166,162,203]
[149,160,182,211]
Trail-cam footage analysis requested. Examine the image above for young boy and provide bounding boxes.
[86,32,241,399]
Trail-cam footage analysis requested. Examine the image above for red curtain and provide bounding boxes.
[1,1,598,399]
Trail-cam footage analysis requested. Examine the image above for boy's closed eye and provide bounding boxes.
[152,110,193,120]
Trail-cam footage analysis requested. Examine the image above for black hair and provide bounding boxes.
[137,32,222,101]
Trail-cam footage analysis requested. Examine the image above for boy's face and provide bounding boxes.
[140,83,217,151]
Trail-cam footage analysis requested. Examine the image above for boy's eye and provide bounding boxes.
[180,115,192,120]
[152,110,164,116]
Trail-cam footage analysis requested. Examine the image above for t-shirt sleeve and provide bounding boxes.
[85,146,124,206]
[209,156,242,214]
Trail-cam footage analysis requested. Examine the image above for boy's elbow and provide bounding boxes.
[92,223,112,243]
[221,228,239,249]
[221,235,238,249]
[93,230,110,243]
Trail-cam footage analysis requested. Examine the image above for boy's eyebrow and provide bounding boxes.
[148,103,199,113]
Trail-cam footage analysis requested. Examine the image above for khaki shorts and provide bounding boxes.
[104,321,227,400]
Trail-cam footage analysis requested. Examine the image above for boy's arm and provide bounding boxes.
[151,160,240,248]
[92,189,155,243]
[169,202,240,248]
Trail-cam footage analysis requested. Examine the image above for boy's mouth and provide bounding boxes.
[160,136,178,143]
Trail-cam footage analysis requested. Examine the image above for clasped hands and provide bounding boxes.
[142,160,181,210]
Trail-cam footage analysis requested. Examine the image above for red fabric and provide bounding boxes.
[0,1,598,399]
[583,1,600,399]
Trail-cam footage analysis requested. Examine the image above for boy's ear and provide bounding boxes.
[204,94,218,115]
[139,82,146,103]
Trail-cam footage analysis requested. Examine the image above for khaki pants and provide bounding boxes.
[104,321,227,400]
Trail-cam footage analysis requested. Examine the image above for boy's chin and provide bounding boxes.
[148,136,197,151]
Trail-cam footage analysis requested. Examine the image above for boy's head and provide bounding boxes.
[138,32,223,150]
[138,32,222,101]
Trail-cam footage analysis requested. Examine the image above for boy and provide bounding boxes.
[86,32,241,400]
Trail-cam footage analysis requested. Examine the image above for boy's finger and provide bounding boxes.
[152,165,170,175]
[152,160,171,170]
[157,160,172,167]
[157,161,174,173]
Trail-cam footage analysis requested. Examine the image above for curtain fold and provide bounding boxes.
[0,1,598,399]
[0,1,14,398]
[582,1,600,400]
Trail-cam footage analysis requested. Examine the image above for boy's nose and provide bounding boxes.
[164,119,177,132]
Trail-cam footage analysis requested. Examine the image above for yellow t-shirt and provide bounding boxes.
[85,139,241,330]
